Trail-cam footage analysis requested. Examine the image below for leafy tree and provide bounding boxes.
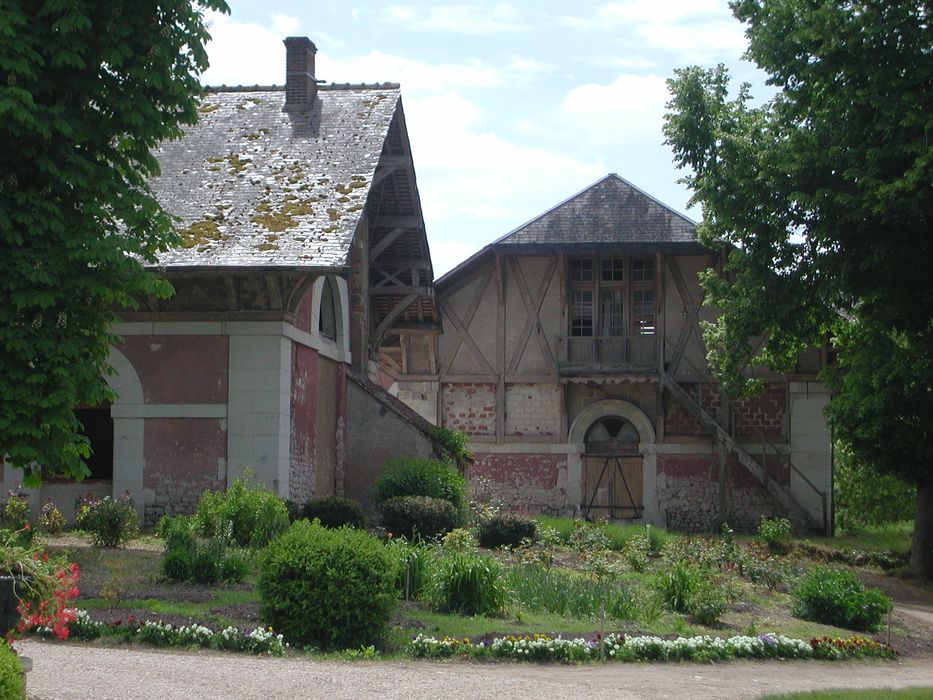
[0,0,229,485]
[664,0,932,576]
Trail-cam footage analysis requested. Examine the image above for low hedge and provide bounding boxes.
[478,513,537,549]
[379,495,459,540]
[302,496,366,529]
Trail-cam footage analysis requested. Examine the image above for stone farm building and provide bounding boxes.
[3,38,834,533]
[383,175,834,533]
[2,38,443,526]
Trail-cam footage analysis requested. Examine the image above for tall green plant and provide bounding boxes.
[0,0,229,485]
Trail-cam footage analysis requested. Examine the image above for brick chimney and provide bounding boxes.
[283,36,317,112]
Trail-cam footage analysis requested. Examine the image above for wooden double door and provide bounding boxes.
[583,454,643,519]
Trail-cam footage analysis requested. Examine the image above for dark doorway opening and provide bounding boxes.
[75,407,114,480]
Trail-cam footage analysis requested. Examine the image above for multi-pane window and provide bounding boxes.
[568,256,656,337]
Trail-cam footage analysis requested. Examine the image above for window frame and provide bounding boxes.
[567,255,656,338]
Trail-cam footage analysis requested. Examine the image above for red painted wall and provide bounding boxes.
[119,336,228,404]
[657,454,718,480]
[289,343,317,502]
[143,418,226,515]
[293,287,314,334]
[471,453,559,489]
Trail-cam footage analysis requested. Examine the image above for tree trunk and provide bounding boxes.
[909,477,933,579]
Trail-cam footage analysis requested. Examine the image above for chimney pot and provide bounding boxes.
[283,36,317,112]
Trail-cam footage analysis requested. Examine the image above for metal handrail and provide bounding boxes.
[674,352,829,534]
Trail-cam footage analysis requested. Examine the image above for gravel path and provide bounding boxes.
[19,641,933,700]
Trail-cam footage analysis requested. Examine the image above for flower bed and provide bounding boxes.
[28,610,288,656]
[409,632,895,663]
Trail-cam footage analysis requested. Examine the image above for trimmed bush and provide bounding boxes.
[792,567,891,632]
[194,475,289,548]
[372,458,466,515]
[477,513,537,549]
[379,495,459,540]
[76,495,139,547]
[302,496,366,529]
[0,640,20,699]
[757,516,793,553]
[430,552,509,616]
[257,521,397,649]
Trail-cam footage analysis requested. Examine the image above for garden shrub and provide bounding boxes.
[194,475,289,548]
[655,560,702,613]
[792,567,891,632]
[834,441,915,528]
[372,458,466,516]
[189,538,224,585]
[388,537,434,600]
[302,496,366,529]
[430,552,509,617]
[441,528,477,553]
[219,549,251,583]
[0,640,20,699]
[622,532,650,572]
[38,502,65,535]
[76,494,139,547]
[686,581,726,625]
[379,495,459,540]
[568,521,611,553]
[1,492,29,531]
[257,520,397,649]
[757,516,793,553]
[477,513,537,549]
[161,547,193,582]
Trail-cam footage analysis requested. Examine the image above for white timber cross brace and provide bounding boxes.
[664,252,719,375]
[506,257,558,376]
[438,264,497,377]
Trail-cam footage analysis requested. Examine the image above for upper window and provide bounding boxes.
[568,256,656,337]
[319,279,337,340]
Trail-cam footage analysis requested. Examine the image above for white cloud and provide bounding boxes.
[270,13,300,36]
[318,51,504,90]
[558,0,724,29]
[202,11,285,85]
[636,19,748,60]
[383,3,524,34]
[560,73,670,146]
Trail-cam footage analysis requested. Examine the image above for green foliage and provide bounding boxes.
[37,502,65,535]
[0,640,20,699]
[378,495,460,541]
[429,426,473,462]
[1,492,29,531]
[622,531,651,572]
[663,0,933,576]
[76,495,139,547]
[160,547,193,582]
[301,496,366,529]
[507,565,637,621]
[655,560,702,614]
[218,549,250,584]
[372,458,466,515]
[758,517,793,553]
[189,539,224,585]
[686,580,727,625]
[257,521,397,649]
[194,475,289,548]
[387,537,434,601]
[792,567,891,632]
[834,442,915,529]
[0,0,230,486]
[429,552,509,617]
[477,513,537,549]
[441,528,477,553]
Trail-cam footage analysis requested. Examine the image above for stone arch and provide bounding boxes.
[105,346,148,517]
[311,275,350,356]
[568,399,656,447]
[106,346,143,407]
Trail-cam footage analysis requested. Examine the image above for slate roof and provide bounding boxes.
[437,174,701,289]
[494,173,696,249]
[149,84,400,269]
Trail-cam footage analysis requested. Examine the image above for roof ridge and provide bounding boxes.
[202,82,400,93]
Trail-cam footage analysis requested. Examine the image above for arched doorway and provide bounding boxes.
[568,400,656,521]
[582,415,643,519]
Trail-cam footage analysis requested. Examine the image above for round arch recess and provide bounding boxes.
[568,399,656,447]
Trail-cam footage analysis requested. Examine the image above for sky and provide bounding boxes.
[200,1,769,276]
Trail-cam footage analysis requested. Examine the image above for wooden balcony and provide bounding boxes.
[558,334,658,374]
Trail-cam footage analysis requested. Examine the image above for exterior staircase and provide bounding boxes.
[661,372,825,533]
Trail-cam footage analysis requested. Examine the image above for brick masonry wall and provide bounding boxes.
[443,383,496,437]
[470,453,569,514]
[657,453,799,533]
[142,418,226,525]
[289,343,317,503]
[505,384,560,437]
[663,383,786,440]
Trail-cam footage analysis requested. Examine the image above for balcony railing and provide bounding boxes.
[558,334,658,372]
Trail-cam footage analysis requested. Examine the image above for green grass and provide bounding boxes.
[808,521,913,553]
[532,516,673,552]
[79,588,258,616]
[507,564,640,620]
[759,689,933,700]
